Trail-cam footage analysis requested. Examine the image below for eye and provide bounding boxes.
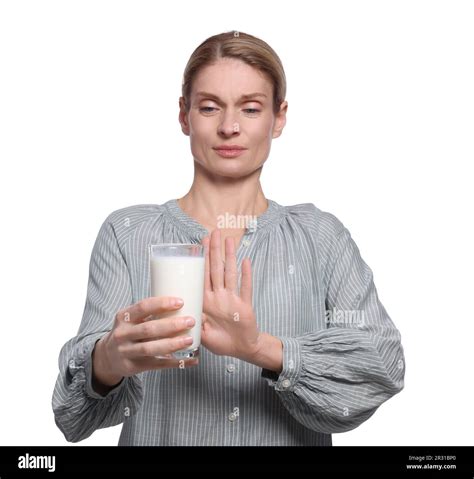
[199,107,218,114]
[243,108,260,115]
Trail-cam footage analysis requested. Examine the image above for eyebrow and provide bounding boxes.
[195,91,267,102]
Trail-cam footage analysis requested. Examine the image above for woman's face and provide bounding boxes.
[179,58,287,179]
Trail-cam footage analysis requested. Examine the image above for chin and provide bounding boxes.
[212,166,253,179]
[196,155,247,174]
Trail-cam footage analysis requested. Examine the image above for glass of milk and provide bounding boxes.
[149,243,205,359]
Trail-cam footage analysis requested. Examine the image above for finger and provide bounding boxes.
[127,335,194,358]
[127,316,195,341]
[210,228,224,290]
[202,236,212,291]
[240,257,253,304]
[224,236,238,294]
[134,357,199,371]
[201,312,217,329]
[117,296,184,324]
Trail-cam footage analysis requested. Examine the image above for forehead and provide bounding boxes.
[191,58,272,99]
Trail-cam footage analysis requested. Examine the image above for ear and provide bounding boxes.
[178,96,190,136]
[272,100,288,139]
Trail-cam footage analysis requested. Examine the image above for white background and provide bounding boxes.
[1,0,473,446]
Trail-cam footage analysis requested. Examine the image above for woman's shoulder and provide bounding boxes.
[105,203,164,223]
[101,203,166,242]
[281,201,353,267]
[282,201,346,239]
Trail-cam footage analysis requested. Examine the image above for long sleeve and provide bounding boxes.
[52,214,144,442]
[262,213,405,434]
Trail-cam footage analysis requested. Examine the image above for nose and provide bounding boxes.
[217,111,240,137]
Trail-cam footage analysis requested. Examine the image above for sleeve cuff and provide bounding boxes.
[261,336,302,392]
[68,334,127,400]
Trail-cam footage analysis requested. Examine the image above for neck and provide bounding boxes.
[177,161,268,231]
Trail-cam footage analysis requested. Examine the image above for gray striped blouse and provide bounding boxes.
[52,198,405,445]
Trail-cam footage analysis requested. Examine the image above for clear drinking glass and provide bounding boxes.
[149,243,205,359]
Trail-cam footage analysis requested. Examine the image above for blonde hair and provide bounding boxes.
[181,31,286,114]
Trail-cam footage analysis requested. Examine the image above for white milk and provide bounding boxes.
[150,255,205,357]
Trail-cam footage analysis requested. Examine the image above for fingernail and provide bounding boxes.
[183,336,193,344]
[185,317,195,327]
[173,298,184,307]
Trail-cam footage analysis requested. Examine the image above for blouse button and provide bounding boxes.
[281,379,291,389]
[226,364,236,373]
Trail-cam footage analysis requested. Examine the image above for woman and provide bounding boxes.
[52,31,405,446]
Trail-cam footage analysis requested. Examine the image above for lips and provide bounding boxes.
[213,145,247,150]
[213,145,248,158]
